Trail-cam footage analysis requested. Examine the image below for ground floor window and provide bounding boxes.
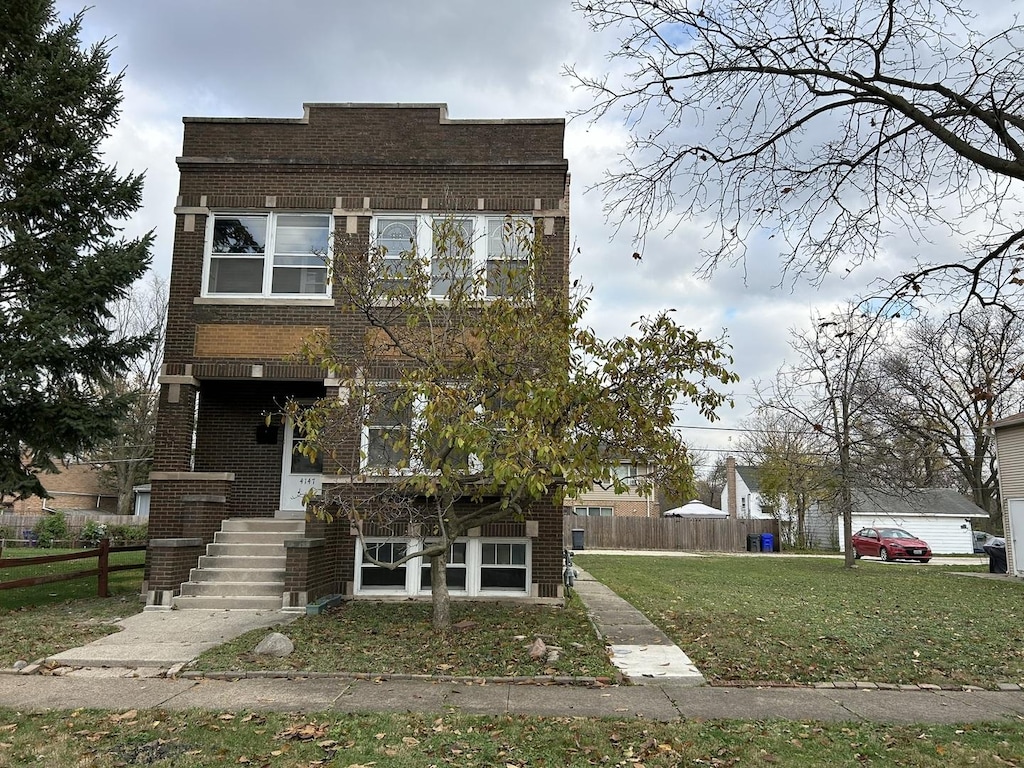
[574,506,613,517]
[354,537,530,597]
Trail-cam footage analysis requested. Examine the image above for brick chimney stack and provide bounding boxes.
[726,456,737,519]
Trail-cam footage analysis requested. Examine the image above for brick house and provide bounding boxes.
[565,460,661,517]
[145,103,570,609]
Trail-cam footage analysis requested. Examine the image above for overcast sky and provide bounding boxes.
[58,0,909,466]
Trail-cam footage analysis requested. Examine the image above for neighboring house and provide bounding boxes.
[145,103,570,609]
[721,458,776,521]
[2,460,117,516]
[566,460,660,517]
[805,488,989,554]
[992,412,1024,576]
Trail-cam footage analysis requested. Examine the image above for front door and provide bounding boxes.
[279,413,323,512]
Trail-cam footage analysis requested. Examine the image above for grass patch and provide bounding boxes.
[1,707,1022,767]
[0,548,145,667]
[576,554,1024,687]
[195,594,616,679]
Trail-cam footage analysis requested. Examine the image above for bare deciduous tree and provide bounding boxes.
[737,409,835,547]
[878,308,1024,518]
[568,0,1024,308]
[756,304,890,565]
[92,273,168,515]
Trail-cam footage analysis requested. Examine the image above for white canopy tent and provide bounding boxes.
[663,500,728,518]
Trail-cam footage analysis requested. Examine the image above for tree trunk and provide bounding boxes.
[840,486,855,568]
[430,548,451,632]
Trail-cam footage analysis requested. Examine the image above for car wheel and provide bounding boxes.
[921,558,930,564]
[854,549,862,559]
[879,547,890,562]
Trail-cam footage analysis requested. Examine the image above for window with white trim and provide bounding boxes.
[612,462,641,486]
[419,541,468,591]
[480,541,528,591]
[358,541,408,590]
[371,213,533,299]
[363,391,413,470]
[204,212,331,297]
[354,538,530,596]
[575,506,613,517]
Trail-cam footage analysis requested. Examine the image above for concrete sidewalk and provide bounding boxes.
[2,672,1024,723]
[2,562,1023,723]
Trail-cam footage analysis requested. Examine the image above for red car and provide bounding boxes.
[852,527,932,563]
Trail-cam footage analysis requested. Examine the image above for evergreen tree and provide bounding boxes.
[0,0,153,499]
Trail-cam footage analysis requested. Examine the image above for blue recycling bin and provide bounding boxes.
[760,532,775,553]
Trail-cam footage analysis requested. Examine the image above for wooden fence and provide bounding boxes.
[562,516,780,552]
[0,539,146,597]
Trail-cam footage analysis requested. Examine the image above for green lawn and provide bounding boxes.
[195,595,618,680]
[576,554,1024,687]
[0,547,146,666]
[1,708,1022,767]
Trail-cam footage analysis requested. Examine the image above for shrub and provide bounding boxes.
[79,520,107,547]
[107,523,148,545]
[33,511,70,548]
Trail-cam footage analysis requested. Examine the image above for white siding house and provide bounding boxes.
[992,412,1024,577]
[808,488,988,554]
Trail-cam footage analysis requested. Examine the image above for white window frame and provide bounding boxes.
[370,213,533,299]
[360,389,486,476]
[202,211,332,299]
[355,539,413,594]
[478,539,530,594]
[575,506,613,517]
[361,389,417,473]
[353,537,531,597]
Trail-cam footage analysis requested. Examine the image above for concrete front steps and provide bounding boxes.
[173,517,305,611]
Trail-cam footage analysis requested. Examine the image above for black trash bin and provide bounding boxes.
[571,528,585,551]
[746,533,761,552]
[983,537,1007,574]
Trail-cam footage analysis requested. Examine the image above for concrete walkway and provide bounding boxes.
[572,568,704,685]
[43,609,293,671]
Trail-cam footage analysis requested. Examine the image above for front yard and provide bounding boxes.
[576,553,1024,687]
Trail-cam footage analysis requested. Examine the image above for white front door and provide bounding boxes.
[279,414,322,512]
[1009,499,1024,577]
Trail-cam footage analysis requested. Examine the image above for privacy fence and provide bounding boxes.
[563,515,780,552]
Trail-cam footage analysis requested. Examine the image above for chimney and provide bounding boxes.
[726,456,737,519]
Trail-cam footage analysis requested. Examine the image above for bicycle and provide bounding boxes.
[563,548,576,595]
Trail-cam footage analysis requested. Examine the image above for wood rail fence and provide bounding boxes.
[0,539,146,597]
[562,516,780,552]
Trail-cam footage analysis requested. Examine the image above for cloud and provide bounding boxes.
[58,0,939,460]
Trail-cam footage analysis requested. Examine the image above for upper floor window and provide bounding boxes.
[364,391,413,470]
[371,213,533,300]
[205,213,331,298]
[612,462,641,486]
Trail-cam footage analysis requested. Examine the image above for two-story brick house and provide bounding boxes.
[145,103,570,609]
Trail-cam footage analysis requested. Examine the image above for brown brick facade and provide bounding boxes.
[148,103,569,606]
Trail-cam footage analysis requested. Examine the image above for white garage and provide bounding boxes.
[819,488,991,554]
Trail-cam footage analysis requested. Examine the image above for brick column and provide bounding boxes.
[153,373,199,472]
[146,537,204,608]
[726,456,738,519]
[283,537,338,608]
